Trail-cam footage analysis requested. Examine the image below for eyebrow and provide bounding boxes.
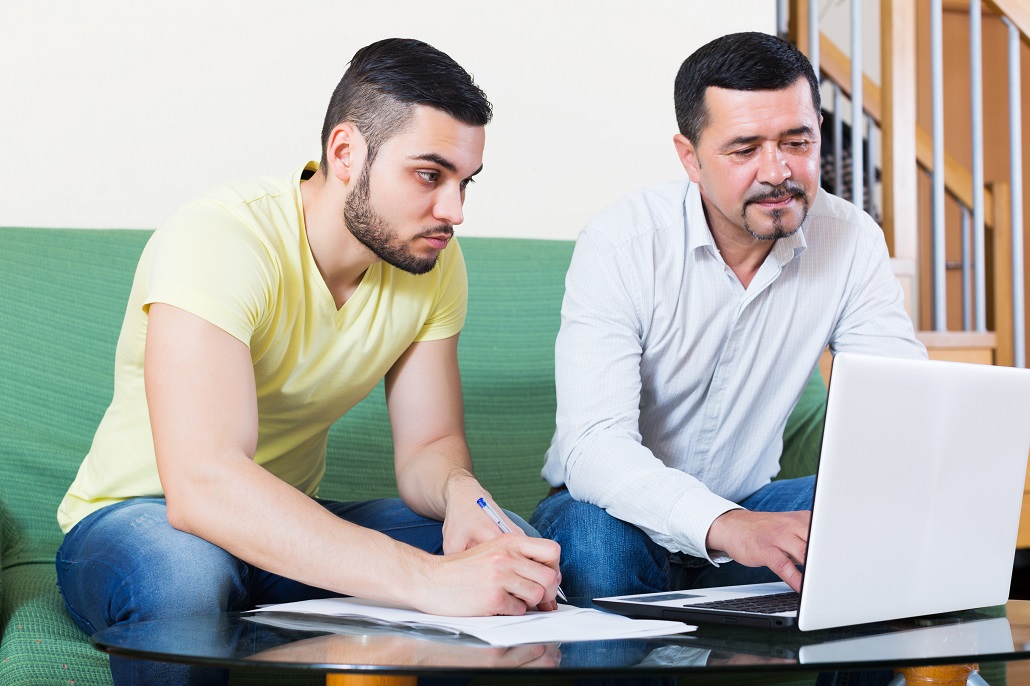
[409,153,484,180]
[720,126,816,151]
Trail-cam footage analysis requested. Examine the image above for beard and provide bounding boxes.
[740,181,810,241]
[343,164,452,276]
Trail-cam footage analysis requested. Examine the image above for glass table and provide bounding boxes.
[91,599,1030,685]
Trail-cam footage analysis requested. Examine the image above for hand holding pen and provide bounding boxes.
[477,497,567,602]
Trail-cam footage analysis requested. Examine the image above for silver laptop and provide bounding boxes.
[595,352,1030,631]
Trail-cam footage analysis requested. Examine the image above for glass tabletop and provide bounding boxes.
[91,599,1030,677]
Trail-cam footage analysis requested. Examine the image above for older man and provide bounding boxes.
[532,31,925,600]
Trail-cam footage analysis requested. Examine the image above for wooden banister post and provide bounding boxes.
[881,0,919,265]
[790,0,811,58]
[989,181,1015,366]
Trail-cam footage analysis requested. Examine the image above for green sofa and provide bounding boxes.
[0,226,827,685]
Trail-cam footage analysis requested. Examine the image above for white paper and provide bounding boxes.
[252,597,694,646]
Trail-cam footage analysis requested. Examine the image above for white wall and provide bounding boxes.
[1,1,774,240]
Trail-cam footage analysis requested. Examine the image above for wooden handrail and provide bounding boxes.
[942,1,1030,44]
[985,0,1030,43]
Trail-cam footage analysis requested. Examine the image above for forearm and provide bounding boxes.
[162,452,431,606]
[560,430,738,559]
[393,434,480,520]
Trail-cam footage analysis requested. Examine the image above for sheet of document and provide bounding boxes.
[252,597,694,646]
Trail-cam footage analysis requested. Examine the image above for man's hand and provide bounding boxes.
[250,631,560,669]
[413,534,562,616]
[440,474,560,612]
[440,474,517,553]
[705,509,811,592]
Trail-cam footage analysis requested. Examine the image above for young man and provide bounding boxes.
[56,38,560,685]
[531,32,925,600]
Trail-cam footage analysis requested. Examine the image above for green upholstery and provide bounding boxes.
[0,227,826,685]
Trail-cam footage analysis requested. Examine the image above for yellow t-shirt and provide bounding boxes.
[57,162,467,533]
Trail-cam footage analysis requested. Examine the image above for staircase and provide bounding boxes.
[782,0,1030,547]
[784,0,1028,369]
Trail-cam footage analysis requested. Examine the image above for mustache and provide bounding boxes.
[743,182,807,207]
[415,226,454,239]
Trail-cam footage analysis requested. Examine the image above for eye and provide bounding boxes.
[732,147,757,158]
[460,177,476,191]
[785,140,811,152]
[416,170,439,184]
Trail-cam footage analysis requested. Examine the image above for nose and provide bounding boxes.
[433,187,465,226]
[757,145,791,186]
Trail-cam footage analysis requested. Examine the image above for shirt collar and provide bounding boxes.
[684,181,717,254]
[683,180,809,266]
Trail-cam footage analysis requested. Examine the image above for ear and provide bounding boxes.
[673,133,702,184]
[324,123,367,185]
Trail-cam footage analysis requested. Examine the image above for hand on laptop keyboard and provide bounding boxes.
[705,509,811,592]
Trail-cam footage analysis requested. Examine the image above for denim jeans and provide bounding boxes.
[529,475,815,599]
[56,496,535,686]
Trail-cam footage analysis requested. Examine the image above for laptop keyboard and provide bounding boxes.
[691,591,800,614]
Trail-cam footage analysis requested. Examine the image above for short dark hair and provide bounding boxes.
[674,32,821,144]
[319,38,492,172]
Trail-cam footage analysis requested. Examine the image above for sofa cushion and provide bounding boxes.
[0,564,110,685]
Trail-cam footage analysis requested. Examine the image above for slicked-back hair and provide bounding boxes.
[319,38,492,173]
[674,31,820,145]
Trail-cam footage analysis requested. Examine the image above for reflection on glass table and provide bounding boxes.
[90,599,1030,685]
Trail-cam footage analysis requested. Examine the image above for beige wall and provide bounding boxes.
[0,1,775,240]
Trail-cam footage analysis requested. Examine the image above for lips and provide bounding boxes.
[422,234,451,250]
[756,195,795,207]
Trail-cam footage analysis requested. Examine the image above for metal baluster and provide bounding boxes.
[809,0,820,81]
[834,84,844,199]
[865,116,875,216]
[777,0,790,40]
[1003,17,1026,367]
[962,206,973,332]
[931,0,947,331]
[970,0,986,332]
[850,0,864,213]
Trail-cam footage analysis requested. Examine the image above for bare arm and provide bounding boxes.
[146,304,557,615]
[386,335,560,610]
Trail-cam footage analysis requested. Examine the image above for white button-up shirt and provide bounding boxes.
[541,180,926,560]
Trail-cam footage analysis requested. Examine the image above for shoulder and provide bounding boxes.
[801,189,888,255]
[805,189,882,238]
[155,174,300,262]
[580,179,689,251]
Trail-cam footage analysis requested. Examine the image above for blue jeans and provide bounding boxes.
[56,496,534,686]
[529,476,815,600]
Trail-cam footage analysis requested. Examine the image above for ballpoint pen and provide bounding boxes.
[476,497,568,602]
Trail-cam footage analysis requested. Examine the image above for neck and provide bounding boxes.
[300,172,378,309]
[702,205,775,291]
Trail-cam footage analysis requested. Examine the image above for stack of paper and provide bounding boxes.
[252,597,694,646]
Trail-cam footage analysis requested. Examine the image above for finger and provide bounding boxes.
[787,535,808,566]
[511,536,562,570]
[494,541,562,607]
[767,551,804,593]
[503,558,559,608]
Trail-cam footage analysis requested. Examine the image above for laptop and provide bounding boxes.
[595,352,1030,631]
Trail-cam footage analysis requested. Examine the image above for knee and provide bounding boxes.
[113,537,247,624]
